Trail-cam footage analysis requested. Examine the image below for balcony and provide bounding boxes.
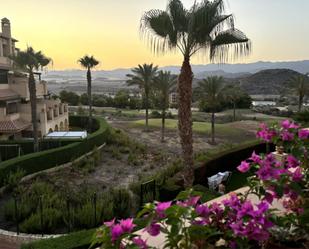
[0,56,11,69]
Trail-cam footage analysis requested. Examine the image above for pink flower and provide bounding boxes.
[196,204,210,217]
[281,120,291,129]
[286,155,299,168]
[237,161,250,173]
[132,237,148,249]
[104,218,115,227]
[119,218,136,233]
[146,223,161,236]
[292,167,303,182]
[156,201,172,218]
[111,224,123,241]
[281,130,294,141]
[298,129,309,140]
[250,151,261,163]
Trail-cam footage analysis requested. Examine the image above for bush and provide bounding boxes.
[5,168,25,191]
[112,188,133,219]
[21,229,96,249]
[0,116,110,187]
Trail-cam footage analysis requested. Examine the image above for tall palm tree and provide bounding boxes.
[10,47,51,152]
[140,0,250,186]
[198,76,224,144]
[289,75,309,112]
[78,55,99,130]
[153,71,177,142]
[126,64,158,131]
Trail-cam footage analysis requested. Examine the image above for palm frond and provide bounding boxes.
[210,29,251,62]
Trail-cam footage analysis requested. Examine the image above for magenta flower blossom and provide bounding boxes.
[132,237,148,249]
[237,161,250,173]
[281,120,299,129]
[286,155,300,168]
[298,129,309,140]
[146,223,161,236]
[292,167,303,182]
[281,130,294,141]
[120,218,136,233]
[111,224,123,241]
[104,218,115,227]
[156,201,172,218]
[196,204,210,217]
[249,151,261,163]
[263,192,274,204]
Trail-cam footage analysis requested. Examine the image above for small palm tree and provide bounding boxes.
[289,75,309,112]
[11,47,51,152]
[141,0,250,186]
[127,64,158,131]
[78,55,99,130]
[197,76,224,144]
[223,84,245,121]
[153,71,177,142]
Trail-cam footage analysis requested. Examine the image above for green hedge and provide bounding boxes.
[21,229,96,249]
[0,116,110,187]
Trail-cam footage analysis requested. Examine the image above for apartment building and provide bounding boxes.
[0,18,68,140]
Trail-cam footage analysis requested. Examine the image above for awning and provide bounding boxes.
[0,119,31,133]
[0,89,20,101]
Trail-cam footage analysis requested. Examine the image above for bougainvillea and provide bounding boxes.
[92,120,308,249]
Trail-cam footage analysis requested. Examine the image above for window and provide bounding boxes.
[0,70,8,84]
[6,102,18,114]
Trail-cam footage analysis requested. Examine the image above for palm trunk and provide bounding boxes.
[161,109,166,143]
[29,71,39,152]
[298,95,303,112]
[233,102,236,121]
[87,68,92,131]
[145,92,149,131]
[211,112,215,144]
[178,56,194,188]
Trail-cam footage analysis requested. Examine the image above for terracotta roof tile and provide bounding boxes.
[0,119,31,133]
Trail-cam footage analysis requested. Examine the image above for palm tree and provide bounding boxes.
[140,0,250,187]
[78,55,99,130]
[197,76,224,144]
[10,47,51,152]
[153,71,177,142]
[223,84,244,121]
[289,75,309,112]
[126,64,158,131]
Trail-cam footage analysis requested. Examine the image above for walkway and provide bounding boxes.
[0,239,21,249]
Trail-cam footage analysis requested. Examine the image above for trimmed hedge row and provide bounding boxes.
[193,141,275,185]
[0,116,110,187]
[21,229,96,249]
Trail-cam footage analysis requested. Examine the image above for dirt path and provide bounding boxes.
[0,239,21,249]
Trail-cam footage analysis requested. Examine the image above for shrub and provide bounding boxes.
[112,188,133,219]
[21,229,96,249]
[0,116,110,187]
[5,168,25,191]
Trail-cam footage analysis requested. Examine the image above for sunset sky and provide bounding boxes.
[2,0,309,70]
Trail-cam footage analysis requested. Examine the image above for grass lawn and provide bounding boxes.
[131,118,246,137]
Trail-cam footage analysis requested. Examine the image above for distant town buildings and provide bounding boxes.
[0,18,68,140]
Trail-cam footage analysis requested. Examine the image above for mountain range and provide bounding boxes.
[43,60,309,82]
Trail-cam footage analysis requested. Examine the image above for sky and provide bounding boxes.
[1,0,309,70]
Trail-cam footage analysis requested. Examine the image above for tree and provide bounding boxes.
[114,90,130,108]
[126,64,158,131]
[11,47,51,152]
[59,90,80,106]
[141,0,250,187]
[78,55,99,130]
[289,75,309,112]
[223,84,249,121]
[153,71,177,142]
[197,76,224,144]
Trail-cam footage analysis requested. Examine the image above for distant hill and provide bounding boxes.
[236,69,304,95]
